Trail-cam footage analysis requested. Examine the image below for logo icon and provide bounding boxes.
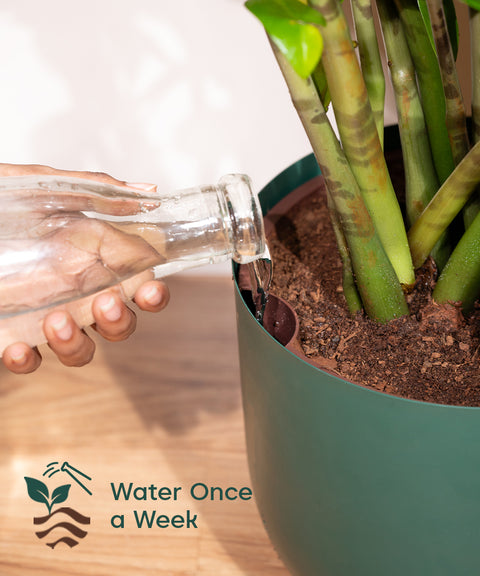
[25,461,92,549]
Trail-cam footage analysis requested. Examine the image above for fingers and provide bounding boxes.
[2,279,169,374]
[91,292,137,342]
[134,280,170,312]
[91,281,169,341]
[0,163,143,188]
[0,164,158,217]
[2,313,97,372]
[0,163,157,195]
[43,311,96,367]
[2,343,42,374]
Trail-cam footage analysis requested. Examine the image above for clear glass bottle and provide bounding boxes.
[0,173,267,354]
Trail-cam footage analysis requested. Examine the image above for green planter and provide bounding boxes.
[234,141,480,576]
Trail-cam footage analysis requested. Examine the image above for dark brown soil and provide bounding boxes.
[266,173,480,407]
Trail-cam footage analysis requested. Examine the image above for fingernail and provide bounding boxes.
[126,182,157,192]
[144,285,162,306]
[8,344,26,364]
[98,294,122,322]
[49,312,73,341]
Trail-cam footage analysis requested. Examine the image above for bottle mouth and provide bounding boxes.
[217,174,268,264]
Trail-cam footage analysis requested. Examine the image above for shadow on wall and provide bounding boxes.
[0,0,312,191]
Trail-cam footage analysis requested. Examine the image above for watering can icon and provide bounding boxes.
[43,461,92,496]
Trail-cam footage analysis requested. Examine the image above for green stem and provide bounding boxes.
[351,0,385,148]
[377,0,450,270]
[465,8,480,228]
[408,139,480,268]
[394,0,455,185]
[433,209,480,312]
[377,0,439,226]
[473,8,480,145]
[270,39,409,322]
[308,0,415,289]
[426,0,470,166]
[326,188,363,314]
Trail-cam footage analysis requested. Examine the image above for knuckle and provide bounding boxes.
[59,337,96,367]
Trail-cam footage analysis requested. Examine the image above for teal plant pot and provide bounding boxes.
[234,146,480,576]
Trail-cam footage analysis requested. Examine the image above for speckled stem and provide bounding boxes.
[351,0,385,148]
[270,39,409,322]
[376,0,450,270]
[394,0,455,185]
[426,0,470,166]
[408,139,480,268]
[473,8,480,145]
[433,209,480,312]
[377,0,439,226]
[426,0,479,228]
[326,188,363,314]
[308,0,414,289]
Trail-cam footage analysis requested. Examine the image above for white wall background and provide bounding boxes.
[0,0,314,191]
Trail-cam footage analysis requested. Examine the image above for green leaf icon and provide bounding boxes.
[24,477,50,510]
[51,484,71,508]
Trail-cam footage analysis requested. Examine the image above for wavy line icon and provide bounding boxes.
[46,537,79,549]
[25,462,92,549]
[33,506,90,525]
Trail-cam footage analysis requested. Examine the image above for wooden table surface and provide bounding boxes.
[0,276,289,576]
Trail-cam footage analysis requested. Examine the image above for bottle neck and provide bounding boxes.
[217,174,266,264]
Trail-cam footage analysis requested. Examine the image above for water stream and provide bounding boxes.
[246,247,273,325]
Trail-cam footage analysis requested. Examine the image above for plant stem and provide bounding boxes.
[408,139,480,268]
[433,208,480,312]
[473,8,480,145]
[270,39,409,322]
[308,0,415,289]
[426,0,470,166]
[466,8,480,228]
[326,189,363,314]
[376,0,450,270]
[376,0,439,226]
[351,0,385,148]
[394,0,455,185]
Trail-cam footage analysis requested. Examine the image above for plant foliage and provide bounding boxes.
[245,0,326,77]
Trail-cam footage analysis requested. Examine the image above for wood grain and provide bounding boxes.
[0,276,289,576]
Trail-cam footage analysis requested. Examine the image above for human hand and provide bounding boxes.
[0,164,170,374]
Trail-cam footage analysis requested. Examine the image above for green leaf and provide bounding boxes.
[24,477,50,508]
[51,484,71,508]
[457,0,480,9]
[418,0,459,59]
[246,0,326,78]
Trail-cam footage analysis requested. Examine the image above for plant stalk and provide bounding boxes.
[351,0,385,148]
[433,208,480,312]
[426,0,470,166]
[308,0,415,289]
[473,8,480,145]
[376,0,450,270]
[270,38,409,322]
[394,0,455,185]
[326,188,363,314]
[376,0,439,226]
[408,139,480,268]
